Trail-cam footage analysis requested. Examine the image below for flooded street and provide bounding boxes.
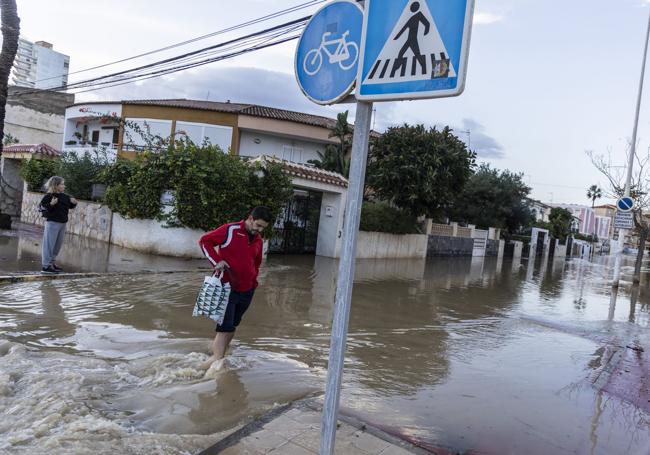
[1,234,650,454]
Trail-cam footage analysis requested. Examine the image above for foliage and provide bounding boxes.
[3,133,18,146]
[57,150,110,200]
[20,158,58,191]
[359,201,419,234]
[21,149,110,198]
[101,141,293,232]
[547,207,574,241]
[100,153,164,219]
[574,233,598,243]
[308,111,352,177]
[509,234,531,245]
[367,124,476,218]
[586,184,602,207]
[448,163,533,234]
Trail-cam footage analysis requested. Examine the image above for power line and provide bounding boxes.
[29,0,326,86]
[10,17,309,97]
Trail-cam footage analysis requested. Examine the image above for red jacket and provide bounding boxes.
[199,220,263,292]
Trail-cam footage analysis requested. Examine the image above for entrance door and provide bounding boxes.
[536,231,546,256]
[269,190,322,254]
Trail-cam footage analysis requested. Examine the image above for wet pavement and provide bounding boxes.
[0,227,650,454]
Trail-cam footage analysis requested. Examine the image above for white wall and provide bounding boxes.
[111,213,205,258]
[356,232,428,259]
[4,103,64,148]
[317,192,345,258]
[239,130,327,164]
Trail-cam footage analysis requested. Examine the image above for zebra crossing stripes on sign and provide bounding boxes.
[356,0,475,101]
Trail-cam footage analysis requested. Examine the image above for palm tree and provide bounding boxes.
[308,111,352,177]
[586,184,602,208]
[0,0,19,227]
[0,0,19,160]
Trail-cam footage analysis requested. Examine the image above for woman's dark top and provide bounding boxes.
[39,193,77,223]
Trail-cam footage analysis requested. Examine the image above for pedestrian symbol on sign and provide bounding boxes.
[363,0,456,86]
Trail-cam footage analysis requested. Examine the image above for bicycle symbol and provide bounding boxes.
[303,30,359,76]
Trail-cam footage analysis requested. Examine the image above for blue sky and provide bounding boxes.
[15,0,650,205]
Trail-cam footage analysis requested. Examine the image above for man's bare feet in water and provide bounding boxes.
[203,358,226,378]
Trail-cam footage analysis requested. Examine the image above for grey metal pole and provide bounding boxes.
[613,9,650,288]
[320,100,373,454]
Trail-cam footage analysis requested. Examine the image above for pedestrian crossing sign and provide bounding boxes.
[356,0,475,101]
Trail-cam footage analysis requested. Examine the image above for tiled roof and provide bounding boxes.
[250,155,348,188]
[3,143,60,157]
[122,99,341,130]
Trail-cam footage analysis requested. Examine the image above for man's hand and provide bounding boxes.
[70,197,78,204]
[214,260,230,271]
[50,196,58,206]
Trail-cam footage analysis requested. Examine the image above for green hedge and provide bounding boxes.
[359,201,419,235]
[20,158,58,191]
[100,141,293,233]
[20,150,109,197]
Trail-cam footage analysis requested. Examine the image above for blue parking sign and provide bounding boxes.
[295,0,363,105]
[356,0,475,101]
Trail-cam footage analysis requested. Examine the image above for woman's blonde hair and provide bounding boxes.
[45,176,64,194]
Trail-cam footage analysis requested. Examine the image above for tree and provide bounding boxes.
[448,163,534,234]
[588,148,650,284]
[547,207,573,241]
[367,124,476,218]
[0,0,18,160]
[0,0,19,227]
[308,111,352,177]
[586,184,602,207]
[2,132,18,145]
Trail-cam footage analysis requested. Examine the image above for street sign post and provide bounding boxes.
[617,196,634,212]
[356,0,475,101]
[294,0,363,105]
[614,211,635,229]
[294,1,475,453]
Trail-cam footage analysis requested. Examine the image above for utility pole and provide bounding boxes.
[613,9,650,287]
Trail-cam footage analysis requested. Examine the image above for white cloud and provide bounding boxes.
[473,12,505,25]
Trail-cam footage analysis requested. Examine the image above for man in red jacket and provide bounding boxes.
[199,206,272,368]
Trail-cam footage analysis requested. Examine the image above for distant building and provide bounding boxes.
[11,38,69,89]
[526,198,552,223]
[593,204,616,240]
[550,203,612,240]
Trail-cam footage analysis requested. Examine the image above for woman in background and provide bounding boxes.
[39,176,77,274]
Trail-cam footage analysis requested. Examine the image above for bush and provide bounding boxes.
[57,150,110,200]
[101,141,293,233]
[359,201,419,234]
[20,158,58,191]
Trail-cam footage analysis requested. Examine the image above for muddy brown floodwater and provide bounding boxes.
[1,242,650,454]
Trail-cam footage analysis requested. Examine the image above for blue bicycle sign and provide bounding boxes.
[295,0,363,105]
[303,30,359,76]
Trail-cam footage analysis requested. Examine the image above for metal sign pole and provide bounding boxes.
[613,9,650,288]
[320,100,373,455]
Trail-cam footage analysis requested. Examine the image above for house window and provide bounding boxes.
[175,121,232,152]
[123,118,173,151]
[112,128,120,145]
[91,130,100,144]
[282,145,304,163]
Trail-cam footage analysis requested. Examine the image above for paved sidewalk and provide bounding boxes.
[200,401,433,455]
